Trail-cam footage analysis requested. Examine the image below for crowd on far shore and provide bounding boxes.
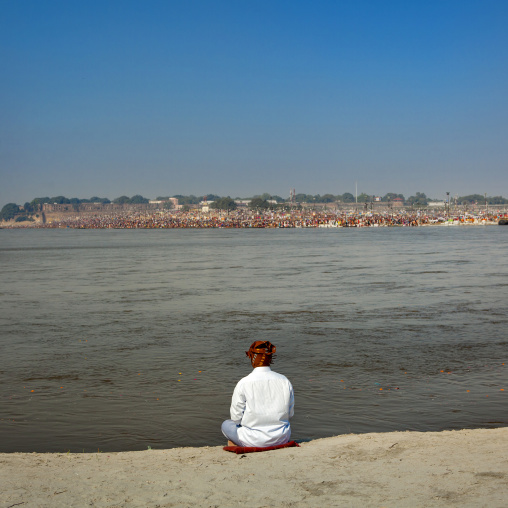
[4,209,505,229]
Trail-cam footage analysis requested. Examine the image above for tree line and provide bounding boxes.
[2,191,508,221]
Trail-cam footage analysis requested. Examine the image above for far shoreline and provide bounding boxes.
[1,205,506,229]
[0,220,502,229]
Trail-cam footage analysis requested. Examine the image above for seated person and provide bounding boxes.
[221,340,294,447]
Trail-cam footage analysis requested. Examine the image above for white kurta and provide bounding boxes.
[230,366,294,447]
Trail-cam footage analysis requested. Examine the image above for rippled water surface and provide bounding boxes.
[1,227,507,452]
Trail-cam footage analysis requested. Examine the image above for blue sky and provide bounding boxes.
[1,0,507,205]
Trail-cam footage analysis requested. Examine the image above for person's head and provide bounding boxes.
[246,340,276,368]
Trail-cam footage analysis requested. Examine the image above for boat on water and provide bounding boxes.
[499,219,508,225]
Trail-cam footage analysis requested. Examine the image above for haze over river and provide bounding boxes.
[1,227,507,452]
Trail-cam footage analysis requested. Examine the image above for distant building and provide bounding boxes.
[374,196,381,202]
[150,198,179,208]
[427,201,446,207]
[200,201,213,212]
[42,203,75,212]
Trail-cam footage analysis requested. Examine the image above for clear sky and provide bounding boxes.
[1,0,507,206]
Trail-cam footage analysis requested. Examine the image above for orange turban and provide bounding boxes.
[246,341,276,367]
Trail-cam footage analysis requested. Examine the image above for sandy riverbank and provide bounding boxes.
[2,427,507,507]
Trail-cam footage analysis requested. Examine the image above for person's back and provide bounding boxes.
[221,341,294,447]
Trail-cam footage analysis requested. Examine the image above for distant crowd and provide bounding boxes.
[9,209,505,229]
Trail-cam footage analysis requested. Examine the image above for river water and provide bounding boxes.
[1,227,507,452]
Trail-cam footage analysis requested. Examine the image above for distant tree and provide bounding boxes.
[453,194,506,205]
[320,194,336,203]
[383,192,405,202]
[173,195,200,205]
[0,203,21,221]
[15,215,34,222]
[113,195,130,205]
[210,197,237,210]
[252,193,284,204]
[356,193,372,203]
[129,194,149,204]
[295,193,315,203]
[69,198,81,204]
[340,192,355,203]
[89,196,111,204]
[406,192,428,206]
[249,197,270,210]
[156,196,170,201]
[489,195,508,204]
[30,197,51,210]
[204,194,221,201]
[23,202,34,213]
[50,196,70,204]
[457,194,484,204]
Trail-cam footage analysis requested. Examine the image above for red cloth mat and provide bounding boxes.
[223,440,300,454]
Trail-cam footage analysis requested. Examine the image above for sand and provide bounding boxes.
[1,428,507,507]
